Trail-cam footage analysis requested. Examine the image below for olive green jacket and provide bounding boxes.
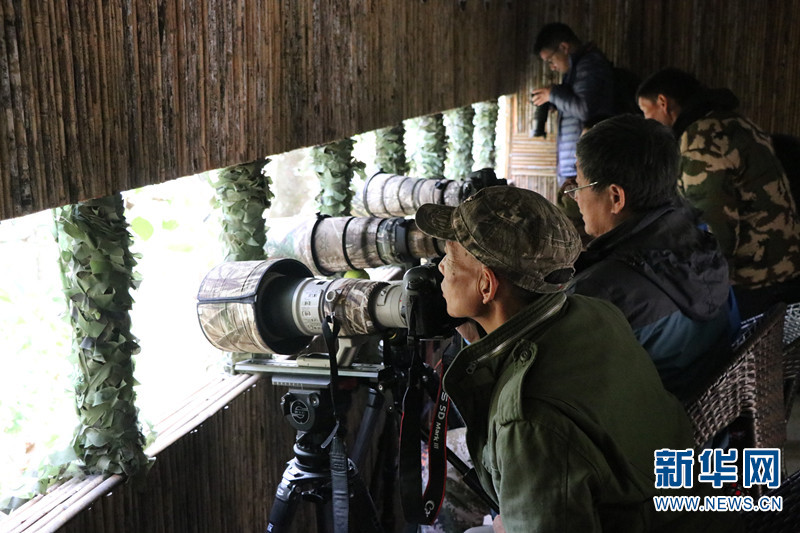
[443,292,741,532]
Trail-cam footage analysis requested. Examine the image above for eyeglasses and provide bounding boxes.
[564,181,598,200]
[543,48,559,65]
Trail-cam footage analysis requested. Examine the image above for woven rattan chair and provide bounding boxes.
[742,466,800,532]
[684,302,787,452]
[785,302,800,345]
[783,303,800,418]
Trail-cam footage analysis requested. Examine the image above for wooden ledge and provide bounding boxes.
[0,372,261,533]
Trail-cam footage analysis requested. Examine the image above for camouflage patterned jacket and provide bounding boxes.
[676,93,800,289]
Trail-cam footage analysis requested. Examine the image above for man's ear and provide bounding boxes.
[658,94,682,124]
[607,184,627,215]
[480,266,499,304]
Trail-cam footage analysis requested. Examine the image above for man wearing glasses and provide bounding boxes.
[531,22,614,187]
[570,114,736,402]
[415,186,740,532]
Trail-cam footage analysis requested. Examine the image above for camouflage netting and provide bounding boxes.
[53,194,150,479]
[375,123,409,175]
[444,106,475,181]
[410,113,447,179]
[210,159,273,263]
[473,99,499,170]
[312,138,366,217]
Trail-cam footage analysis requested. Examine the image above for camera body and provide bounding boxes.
[533,103,551,137]
[403,262,461,339]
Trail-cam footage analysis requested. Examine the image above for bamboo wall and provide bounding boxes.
[0,0,522,220]
[54,381,307,532]
[3,0,800,221]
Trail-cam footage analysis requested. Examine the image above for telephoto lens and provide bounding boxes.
[361,168,505,218]
[267,215,444,276]
[196,258,407,356]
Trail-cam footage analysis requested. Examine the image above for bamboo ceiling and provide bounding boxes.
[2,0,800,221]
[0,0,522,220]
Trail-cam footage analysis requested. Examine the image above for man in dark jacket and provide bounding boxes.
[637,68,800,318]
[532,22,614,186]
[570,114,737,401]
[415,186,740,532]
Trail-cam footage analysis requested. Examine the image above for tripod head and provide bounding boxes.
[267,373,384,533]
[276,374,339,471]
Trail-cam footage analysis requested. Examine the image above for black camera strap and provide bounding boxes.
[399,334,450,525]
[322,314,349,533]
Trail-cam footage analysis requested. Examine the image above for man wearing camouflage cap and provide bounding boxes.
[416,186,740,533]
[637,68,800,318]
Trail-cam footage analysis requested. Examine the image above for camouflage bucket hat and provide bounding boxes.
[415,186,581,293]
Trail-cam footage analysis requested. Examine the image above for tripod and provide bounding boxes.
[262,335,496,533]
[266,374,385,533]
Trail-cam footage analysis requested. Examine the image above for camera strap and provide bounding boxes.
[322,314,350,533]
[398,338,450,525]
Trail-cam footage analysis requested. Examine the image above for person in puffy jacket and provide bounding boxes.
[532,22,614,186]
[570,114,738,401]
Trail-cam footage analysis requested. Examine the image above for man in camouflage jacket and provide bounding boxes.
[638,68,800,317]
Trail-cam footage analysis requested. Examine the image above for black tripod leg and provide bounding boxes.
[305,463,384,533]
[266,461,302,533]
[351,387,385,470]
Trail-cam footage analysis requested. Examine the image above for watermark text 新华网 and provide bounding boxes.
[653,448,783,512]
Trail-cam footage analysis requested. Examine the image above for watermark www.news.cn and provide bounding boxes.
[653,448,783,512]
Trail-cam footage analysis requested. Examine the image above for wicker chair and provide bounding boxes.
[743,466,800,532]
[684,302,787,453]
[783,303,800,418]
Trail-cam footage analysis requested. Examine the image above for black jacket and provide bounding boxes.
[549,43,614,183]
[571,203,736,401]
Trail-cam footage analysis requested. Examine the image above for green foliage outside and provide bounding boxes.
[473,99,499,170]
[0,166,302,516]
[375,124,409,175]
[0,177,225,515]
[52,194,151,482]
[313,139,366,216]
[409,113,447,179]
[444,106,475,181]
[0,211,76,514]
